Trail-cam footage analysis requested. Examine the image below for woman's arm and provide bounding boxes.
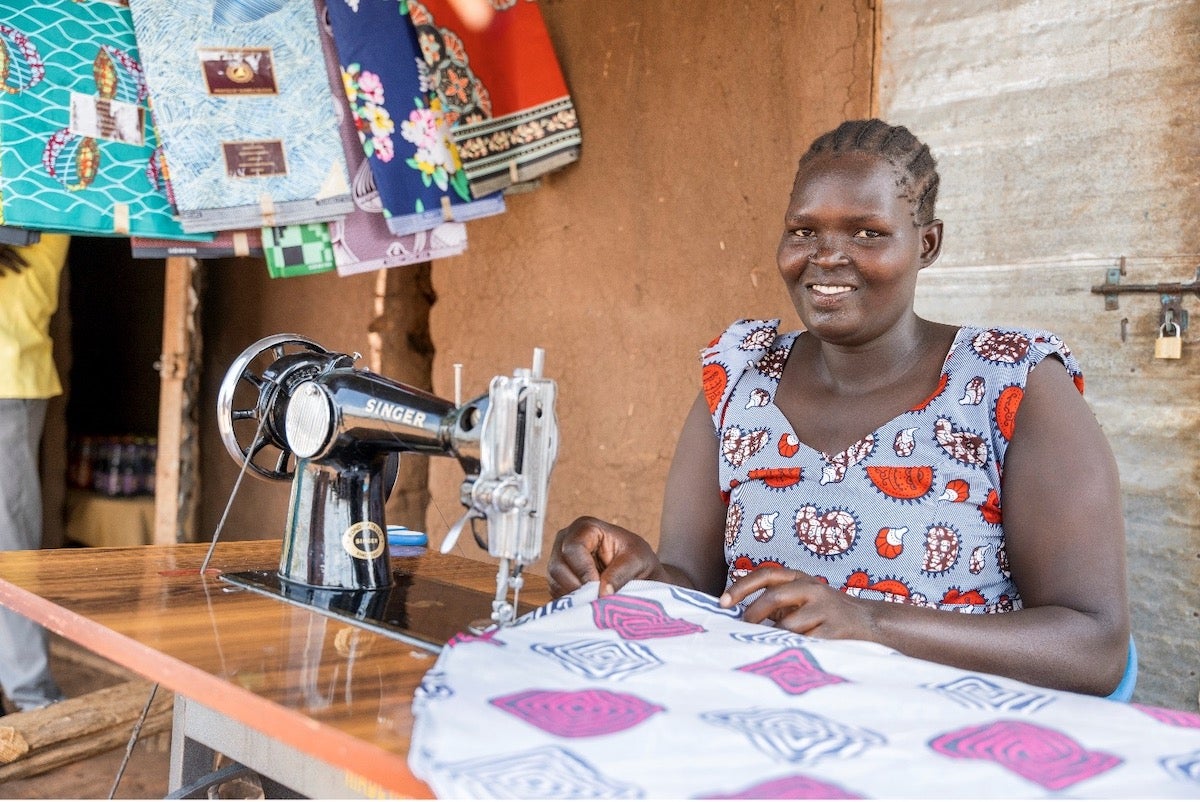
[984,354,1130,692]
[547,391,729,597]
[655,391,731,595]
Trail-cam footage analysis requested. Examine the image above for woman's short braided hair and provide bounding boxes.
[800,119,940,225]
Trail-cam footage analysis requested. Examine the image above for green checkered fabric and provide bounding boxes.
[263,223,336,278]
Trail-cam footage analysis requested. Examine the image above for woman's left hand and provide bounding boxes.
[719,566,876,641]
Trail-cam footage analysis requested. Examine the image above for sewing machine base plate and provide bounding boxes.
[221,567,533,651]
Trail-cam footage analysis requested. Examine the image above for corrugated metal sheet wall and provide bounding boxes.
[881,0,1200,710]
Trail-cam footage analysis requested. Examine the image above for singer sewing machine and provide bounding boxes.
[214,334,557,645]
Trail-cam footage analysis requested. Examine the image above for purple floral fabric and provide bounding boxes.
[314,0,466,274]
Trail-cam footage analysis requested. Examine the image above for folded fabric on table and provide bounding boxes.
[323,0,504,237]
[315,0,467,273]
[0,226,40,246]
[125,0,354,233]
[130,229,263,260]
[0,0,205,239]
[409,0,582,197]
[410,579,1200,799]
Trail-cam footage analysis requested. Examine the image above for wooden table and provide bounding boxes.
[0,540,551,798]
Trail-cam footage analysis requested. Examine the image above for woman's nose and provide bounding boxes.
[810,236,849,266]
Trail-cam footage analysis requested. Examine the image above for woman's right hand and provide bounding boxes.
[546,516,665,598]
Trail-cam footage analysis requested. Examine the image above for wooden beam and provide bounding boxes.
[0,680,173,778]
[0,710,173,781]
[154,256,199,544]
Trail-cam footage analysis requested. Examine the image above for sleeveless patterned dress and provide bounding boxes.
[701,319,1084,613]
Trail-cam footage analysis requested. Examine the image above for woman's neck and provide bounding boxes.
[807,318,948,397]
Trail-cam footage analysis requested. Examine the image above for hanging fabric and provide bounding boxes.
[408,0,582,197]
[125,0,354,233]
[0,1,206,239]
[262,223,337,279]
[315,0,468,274]
[129,229,263,260]
[0,227,40,247]
[330,218,466,277]
[323,0,505,238]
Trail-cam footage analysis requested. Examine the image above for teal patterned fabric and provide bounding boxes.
[126,0,354,233]
[0,0,203,238]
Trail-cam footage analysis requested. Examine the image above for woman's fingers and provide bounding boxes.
[547,516,662,598]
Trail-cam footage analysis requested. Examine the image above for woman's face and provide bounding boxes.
[776,151,941,346]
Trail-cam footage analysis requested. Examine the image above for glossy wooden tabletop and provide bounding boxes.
[0,541,552,798]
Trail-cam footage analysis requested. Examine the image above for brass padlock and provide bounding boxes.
[1155,322,1182,359]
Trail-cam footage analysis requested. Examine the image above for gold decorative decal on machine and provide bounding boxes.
[342,521,385,560]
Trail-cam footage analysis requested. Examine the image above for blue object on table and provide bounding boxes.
[1105,636,1138,702]
[387,525,428,548]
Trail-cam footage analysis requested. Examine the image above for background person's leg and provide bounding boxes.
[0,398,64,711]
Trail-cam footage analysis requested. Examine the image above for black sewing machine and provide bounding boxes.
[214,334,557,645]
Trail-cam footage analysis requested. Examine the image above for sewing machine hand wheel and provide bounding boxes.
[216,334,342,482]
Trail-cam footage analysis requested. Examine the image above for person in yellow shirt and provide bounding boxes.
[0,233,69,713]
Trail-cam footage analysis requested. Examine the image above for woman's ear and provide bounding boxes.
[919,219,943,268]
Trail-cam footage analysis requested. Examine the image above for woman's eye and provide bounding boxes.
[791,228,814,238]
[854,229,882,239]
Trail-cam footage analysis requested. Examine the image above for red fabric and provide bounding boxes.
[412,0,569,124]
[408,0,581,196]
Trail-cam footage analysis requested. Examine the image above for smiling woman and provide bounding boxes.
[548,119,1134,700]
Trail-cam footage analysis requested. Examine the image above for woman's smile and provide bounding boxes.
[807,283,856,296]
[805,282,857,309]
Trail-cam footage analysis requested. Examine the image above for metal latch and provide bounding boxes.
[1090,259,1200,334]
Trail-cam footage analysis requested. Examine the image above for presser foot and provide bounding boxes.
[467,559,525,632]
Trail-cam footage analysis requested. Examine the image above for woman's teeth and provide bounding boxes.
[811,284,853,295]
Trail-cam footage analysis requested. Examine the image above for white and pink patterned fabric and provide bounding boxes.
[409,580,1200,799]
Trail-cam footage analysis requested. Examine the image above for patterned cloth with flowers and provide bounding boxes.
[315,0,466,274]
[410,580,1200,799]
[325,0,504,238]
[409,0,582,197]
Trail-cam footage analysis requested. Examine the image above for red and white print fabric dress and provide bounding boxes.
[701,319,1085,614]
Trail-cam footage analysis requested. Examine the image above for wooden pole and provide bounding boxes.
[372,264,436,530]
[153,256,199,544]
[0,680,173,778]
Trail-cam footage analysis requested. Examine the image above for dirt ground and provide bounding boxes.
[0,635,171,800]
